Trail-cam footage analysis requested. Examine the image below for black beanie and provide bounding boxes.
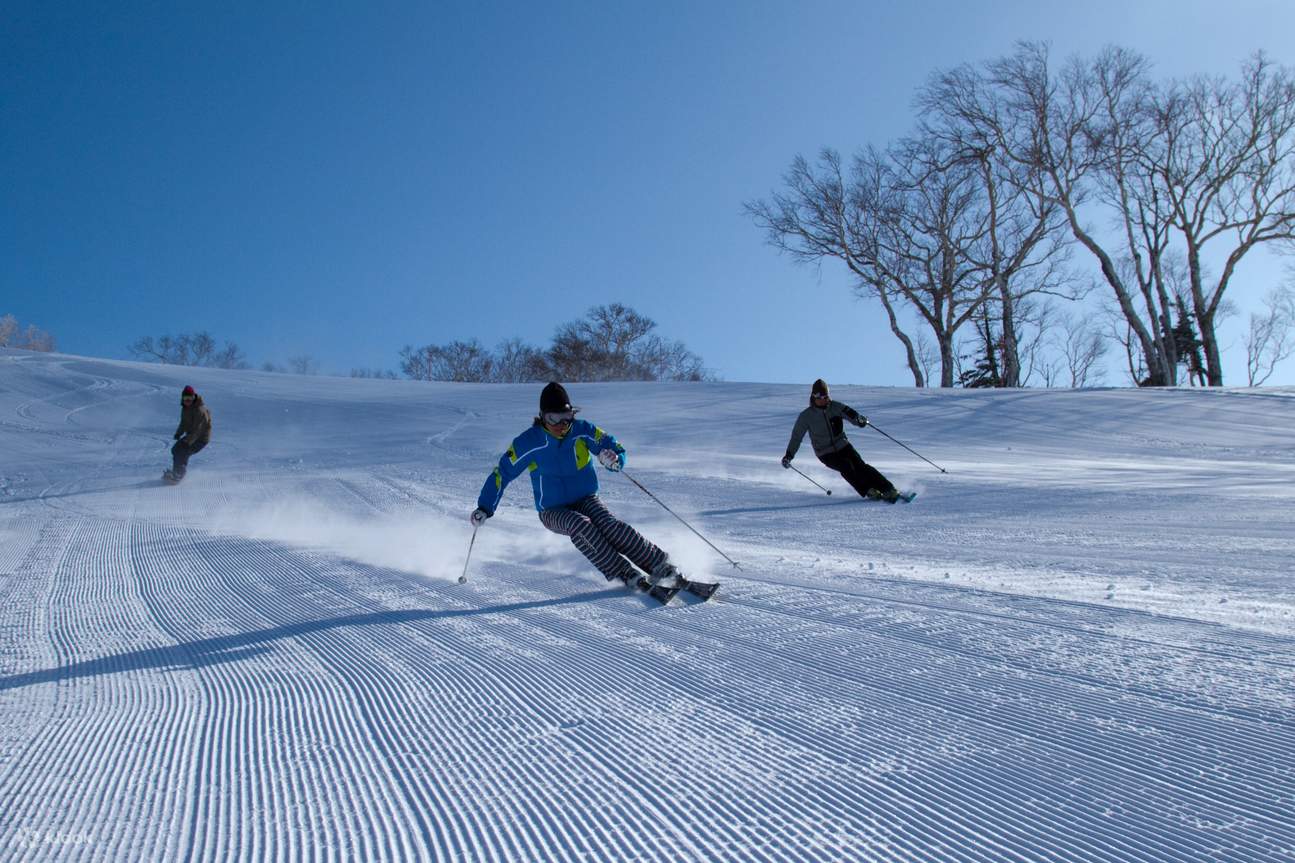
[811,378,829,398]
[539,381,573,414]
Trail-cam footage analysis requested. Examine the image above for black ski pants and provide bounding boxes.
[817,444,894,499]
[171,439,207,477]
[538,495,667,582]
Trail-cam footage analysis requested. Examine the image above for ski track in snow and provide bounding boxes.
[1,352,1294,861]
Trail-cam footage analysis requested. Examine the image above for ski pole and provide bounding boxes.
[866,422,948,474]
[459,524,480,584]
[788,462,832,496]
[620,470,742,570]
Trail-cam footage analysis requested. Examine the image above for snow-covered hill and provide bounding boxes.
[2,349,1293,861]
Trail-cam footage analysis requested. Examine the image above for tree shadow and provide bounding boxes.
[699,497,869,517]
[0,480,162,505]
[0,588,622,692]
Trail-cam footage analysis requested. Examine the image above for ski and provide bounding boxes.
[630,576,679,603]
[614,573,679,603]
[645,580,681,603]
[867,489,916,504]
[614,572,715,604]
[679,578,720,600]
[651,576,720,601]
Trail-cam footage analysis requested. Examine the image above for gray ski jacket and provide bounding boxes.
[784,399,867,461]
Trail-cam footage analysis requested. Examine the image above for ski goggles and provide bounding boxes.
[542,410,575,426]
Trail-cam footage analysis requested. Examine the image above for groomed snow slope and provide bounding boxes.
[1,349,1293,861]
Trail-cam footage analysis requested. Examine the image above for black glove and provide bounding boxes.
[855,414,868,428]
[781,456,792,469]
[174,431,182,440]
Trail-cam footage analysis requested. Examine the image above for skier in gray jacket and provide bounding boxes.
[782,379,901,502]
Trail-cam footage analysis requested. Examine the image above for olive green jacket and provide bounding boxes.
[784,399,866,461]
[176,395,213,445]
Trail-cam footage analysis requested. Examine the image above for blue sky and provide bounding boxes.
[5,1,1294,385]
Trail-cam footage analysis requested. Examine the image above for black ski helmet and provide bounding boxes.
[811,379,830,399]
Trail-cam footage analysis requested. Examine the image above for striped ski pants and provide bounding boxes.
[538,495,667,581]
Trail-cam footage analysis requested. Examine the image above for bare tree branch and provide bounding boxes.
[1245,284,1295,385]
[128,331,246,368]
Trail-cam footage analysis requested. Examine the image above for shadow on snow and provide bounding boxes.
[699,497,869,517]
[0,480,163,505]
[0,588,623,692]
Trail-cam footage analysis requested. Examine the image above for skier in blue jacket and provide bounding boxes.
[472,382,683,587]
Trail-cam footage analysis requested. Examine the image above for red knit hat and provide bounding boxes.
[182,385,196,397]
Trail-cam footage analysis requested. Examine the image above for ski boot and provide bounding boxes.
[648,558,684,589]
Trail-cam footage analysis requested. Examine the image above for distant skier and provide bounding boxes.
[164,385,211,483]
[471,382,686,588]
[782,378,903,503]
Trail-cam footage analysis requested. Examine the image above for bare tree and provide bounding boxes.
[1056,311,1109,387]
[493,338,550,383]
[1245,284,1295,385]
[350,368,398,379]
[288,355,320,375]
[749,145,1001,386]
[397,345,430,380]
[128,331,247,368]
[1011,297,1061,387]
[632,334,710,381]
[889,137,1007,386]
[1029,300,1081,389]
[22,324,56,352]
[130,335,187,364]
[749,43,1294,388]
[547,303,710,381]
[978,43,1188,386]
[0,314,57,351]
[399,305,712,383]
[1092,49,1187,386]
[398,339,494,382]
[549,303,656,380]
[547,322,620,381]
[913,331,938,386]
[579,304,656,358]
[984,43,1295,386]
[1107,312,1150,386]
[0,314,14,347]
[749,108,1079,389]
[917,65,1081,386]
[439,341,491,382]
[748,149,926,385]
[1155,54,1295,385]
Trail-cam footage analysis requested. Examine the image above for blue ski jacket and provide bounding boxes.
[477,418,627,514]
